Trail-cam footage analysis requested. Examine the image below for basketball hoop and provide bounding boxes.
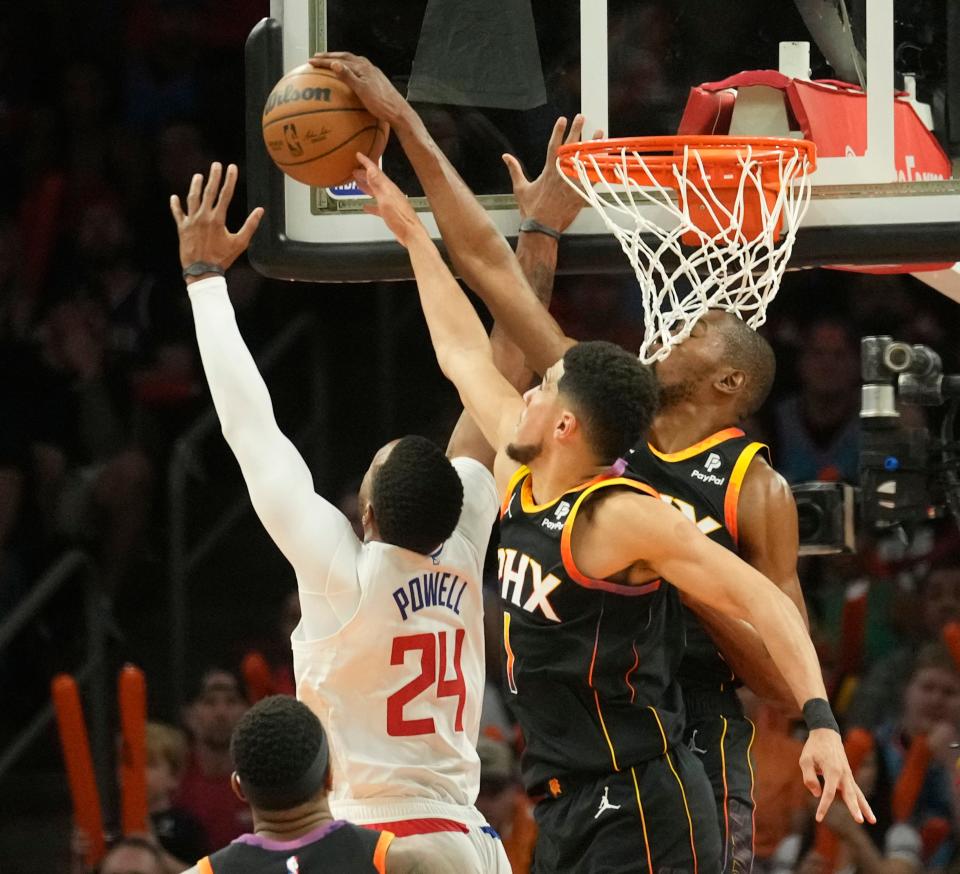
[556,136,817,363]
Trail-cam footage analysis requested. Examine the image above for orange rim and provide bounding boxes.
[557,135,817,188]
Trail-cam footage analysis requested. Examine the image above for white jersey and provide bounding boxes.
[293,457,497,813]
[187,276,499,828]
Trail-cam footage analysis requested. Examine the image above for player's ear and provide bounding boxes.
[715,368,746,397]
[231,772,247,802]
[553,411,578,443]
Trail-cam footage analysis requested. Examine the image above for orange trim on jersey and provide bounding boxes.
[666,750,699,874]
[500,466,530,518]
[625,641,639,704]
[647,706,669,755]
[589,609,620,771]
[373,830,393,874]
[630,766,655,873]
[519,470,609,514]
[719,716,731,871]
[722,442,767,545]
[197,858,214,874]
[503,612,518,694]
[746,717,758,863]
[559,477,663,596]
[646,427,745,462]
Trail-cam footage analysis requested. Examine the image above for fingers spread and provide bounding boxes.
[546,116,568,156]
[169,194,184,224]
[501,153,526,189]
[215,164,238,220]
[236,207,264,247]
[815,775,838,823]
[799,758,821,798]
[186,173,203,213]
[202,162,223,211]
[566,114,586,145]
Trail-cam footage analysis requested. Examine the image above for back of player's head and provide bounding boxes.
[371,435,463,554]
[560,341,659,463]
[717,315,776,417]
[231,695,329,811]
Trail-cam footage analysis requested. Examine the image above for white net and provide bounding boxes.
[558,142,814,363]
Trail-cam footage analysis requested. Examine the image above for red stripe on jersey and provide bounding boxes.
[361,817,470,836]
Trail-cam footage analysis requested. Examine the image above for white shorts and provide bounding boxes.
[331,798,510,874]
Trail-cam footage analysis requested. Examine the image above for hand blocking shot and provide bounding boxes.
[320,47,876,873]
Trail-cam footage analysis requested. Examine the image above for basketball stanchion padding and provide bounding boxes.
[118,665,149,835]
[52,674,106,866]
[262,63,389,188]
[557,135,816,363]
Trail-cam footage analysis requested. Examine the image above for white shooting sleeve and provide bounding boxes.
[187,276,361,638]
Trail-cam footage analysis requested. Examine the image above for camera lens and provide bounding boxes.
[796,500,824,540]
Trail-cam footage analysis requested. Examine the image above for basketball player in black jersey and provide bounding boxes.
[311,53,873,873]
[184,696,426,874]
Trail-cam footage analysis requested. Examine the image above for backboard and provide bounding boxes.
[244,0,960,283]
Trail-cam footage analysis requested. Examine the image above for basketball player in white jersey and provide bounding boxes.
[169,163,528,872]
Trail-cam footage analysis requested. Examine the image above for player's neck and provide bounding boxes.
[252,798,336,840]
[650,403,738,453]
[528,451,609,504]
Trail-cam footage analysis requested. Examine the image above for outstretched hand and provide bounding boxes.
[503,115,602,233]
[310,52,408,127]
[353,153,425,248]
[800,728,876,825]
[169,162,263,276]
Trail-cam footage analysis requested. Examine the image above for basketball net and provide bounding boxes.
[557,138,816,363]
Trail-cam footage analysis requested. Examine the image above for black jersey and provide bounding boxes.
[199,820,390,873]
[626,427,768,692]
[497,466,686,791]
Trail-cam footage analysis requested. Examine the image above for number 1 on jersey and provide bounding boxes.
[387,630,466,737]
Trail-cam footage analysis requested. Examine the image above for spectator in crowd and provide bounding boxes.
[145,721,207,867]
[771,316,861,484]
[475,735,536,874]
[176,667,252,850]
[99,837,167,874]
[848,557,960,730]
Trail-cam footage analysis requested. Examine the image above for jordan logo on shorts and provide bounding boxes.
[688,729,707,755]
[594,786,622,819]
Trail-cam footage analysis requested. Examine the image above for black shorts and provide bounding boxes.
[683,687,756,874]
[531,744,721,873]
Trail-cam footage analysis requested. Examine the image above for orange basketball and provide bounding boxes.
[261,64,389,188]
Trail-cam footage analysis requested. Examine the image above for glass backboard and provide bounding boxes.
[244,0,960,283]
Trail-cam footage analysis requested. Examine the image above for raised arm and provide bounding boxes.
[682,458,806,711]
[170,165,361,630]
[355,155,525,491]
[570,490,874,826]
[309,53,574,375]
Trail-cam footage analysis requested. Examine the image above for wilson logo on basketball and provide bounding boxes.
[263,84,332,115]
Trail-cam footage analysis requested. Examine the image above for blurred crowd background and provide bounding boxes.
[1,0,959,871]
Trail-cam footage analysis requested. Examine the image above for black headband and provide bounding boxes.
[240,731,329,811]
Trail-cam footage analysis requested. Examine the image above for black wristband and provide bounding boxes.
[519,217,562,240]
[182,261,226,279]
[803,697,840,734]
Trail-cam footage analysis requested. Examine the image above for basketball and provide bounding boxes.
[261,64,389,188]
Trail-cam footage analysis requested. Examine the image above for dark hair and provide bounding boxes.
[187,665,244,704]
[231,695,328,811]
[559,341,658,463]
[103,836,164,866]
[717,316,776,417]
[911,642,960,679]
[371,435,463,553]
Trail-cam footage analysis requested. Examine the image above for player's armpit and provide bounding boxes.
[737,456,808,626]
